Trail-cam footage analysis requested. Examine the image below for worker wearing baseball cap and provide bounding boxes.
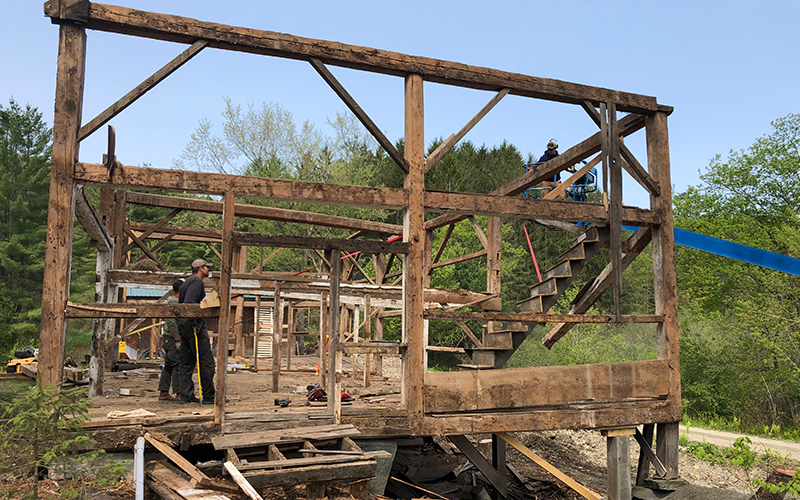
[177,258,216,404]
[537,139,564,200]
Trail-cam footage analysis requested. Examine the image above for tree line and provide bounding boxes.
[2,97,799,435]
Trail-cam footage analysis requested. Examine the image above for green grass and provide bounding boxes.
[0,379,35,403]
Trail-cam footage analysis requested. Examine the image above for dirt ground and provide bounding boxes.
[88,355,402,419]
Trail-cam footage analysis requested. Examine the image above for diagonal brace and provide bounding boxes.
[79,40,209,141]
[309,58,408,174]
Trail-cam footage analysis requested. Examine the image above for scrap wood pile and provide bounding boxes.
[388,437,575,500]
[145,424,387,500]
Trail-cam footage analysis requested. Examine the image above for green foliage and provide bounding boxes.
[0,384,127,499]
[675,113,800,433]
[682,436,755,468]
[0,100,51,355]
[753,469,800,496]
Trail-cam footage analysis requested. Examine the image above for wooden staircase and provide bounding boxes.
[459,225,609,370]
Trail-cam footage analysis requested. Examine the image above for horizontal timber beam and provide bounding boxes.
[49,2,672,114]
[75,162,408,209]
[127,191,402,235]
[66,301,218,319]
[425,310,663,324]
[424,191,660,227]
[232,233,410,254]
[424,359,670,413]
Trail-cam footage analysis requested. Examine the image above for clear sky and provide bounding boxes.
[2,1,798,209]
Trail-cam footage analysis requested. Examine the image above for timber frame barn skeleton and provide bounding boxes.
[41,0,682,482]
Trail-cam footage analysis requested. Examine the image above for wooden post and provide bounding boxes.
[351,304,359,379]
[607,436,632,500]
[253,295,261,371]
[286,303,294,370]
[608,103,623,320]
[363,294,371,387]
[272,283,283,392]
[491,434,507,500]
[214,191,235,424]
[485,216,502,348]
[89,245,112,397]
[647,111,681,478]
[233,245,247,356]
[328,249,341,422]
[635,424,655,486]
[319,290,327,388]
[402,73,425,423]
[40,21,86,387]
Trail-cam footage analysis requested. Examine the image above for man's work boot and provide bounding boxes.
[159,391,178,401]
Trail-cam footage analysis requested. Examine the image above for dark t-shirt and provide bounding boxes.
[179,274,205,304]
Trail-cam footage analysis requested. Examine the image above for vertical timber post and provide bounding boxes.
[402,73,425,424]
[485,216,502,359]
[328,249,341,423]
[647,111,681,479]
[214,191,234,425]
[272,283,283,392]
[607,435,632,500]
[491,434,506,500]
[40,21,87,387]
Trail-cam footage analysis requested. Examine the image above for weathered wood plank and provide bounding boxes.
[74,185,112,250]
[126,191,402,235]
[423,360,670,413]
[122,208,180,253]
[211,424,359,450]
[75,162,408,209]
[78,40,208,141]
[59,3,667,113]
[223,461,264,500]
[429,249,487,272]
[239,460,377,490]
[40,22,86,386]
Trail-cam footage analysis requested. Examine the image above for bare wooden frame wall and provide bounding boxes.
[41,0,681,470]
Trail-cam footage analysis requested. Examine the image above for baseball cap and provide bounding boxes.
[192,259,211,270]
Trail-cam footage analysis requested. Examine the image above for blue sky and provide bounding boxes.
[2,1,798,209]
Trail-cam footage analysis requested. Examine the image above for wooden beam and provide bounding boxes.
[608,104,623,320]
[126,191,402,235]
[232,233,410,254]
[424,88,510,172]
[77,40,208,141]
[272,283,282,393]
[448,435,507,498]
[454,320,483,348]
[634,426,667,479]
[496,433,601,500]
[647,111,680,408]
[429,250,487,272]
[424,191,660,226]
[309,58,407,174]
[74,185,112,251]
[123,225,165,270]
[75,162,408,209]
[425,112,646,231]
[66,302,217,319]
[620,142,660,196]
[122,208,181,253]
[468,216,489,250]
[403,73,425,425]
[543,154,601,201]
[427,310,662,324]
[431,223,454,265]
[328,249,341,421]
[214,192,234,424]
[61,3,667,113]
[40,22,86,387]
[424,359,670,413]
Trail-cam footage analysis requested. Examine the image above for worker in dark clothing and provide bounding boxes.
[157,278,184,401]
[178,259,216,404]
[537,139,564,200]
